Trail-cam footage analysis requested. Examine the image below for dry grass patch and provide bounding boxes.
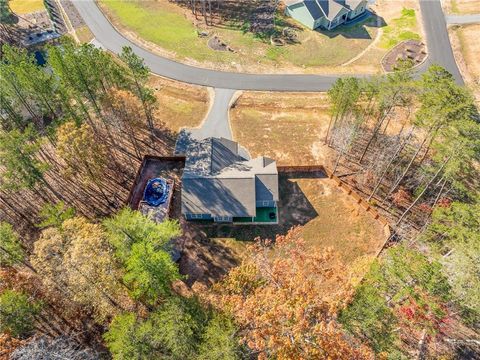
[289,175,386,266]
[230,92,334,165]
[449,24,480,102]
[76,26,94,44]
[148,76,210,133]
[9,0,45,14]
[447,0,480,14]
[195,172,388,283]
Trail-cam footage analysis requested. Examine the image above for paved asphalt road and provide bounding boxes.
[418,0,464,85]
[72,0,464,90]
[446,13,480,25]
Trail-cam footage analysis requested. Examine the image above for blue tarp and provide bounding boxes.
[143,178,169,207]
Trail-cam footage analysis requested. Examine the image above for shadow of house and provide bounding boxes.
[201,171,321,241]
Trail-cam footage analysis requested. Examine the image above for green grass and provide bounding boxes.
[99,0,379,69]
[380,8,420,49]
[100,0,232,62]
[9,0,45,14]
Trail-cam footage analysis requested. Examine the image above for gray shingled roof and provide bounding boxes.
[181,138,278,217]
[182,177,256,217]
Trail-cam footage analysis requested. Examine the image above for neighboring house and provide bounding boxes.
[180,137,279,224]
[285,0,369,30]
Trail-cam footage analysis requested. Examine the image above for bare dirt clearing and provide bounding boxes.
[230,91,334,165]
[449,24,480,102]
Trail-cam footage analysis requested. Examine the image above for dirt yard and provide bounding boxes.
[148,75,210,133]
[444,0,480,14]
[449,24,480,103]
[187,171,388,286]
[230,91,335,166]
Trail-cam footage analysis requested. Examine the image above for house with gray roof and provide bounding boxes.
[180,137,279,224]
[285,0,369,30]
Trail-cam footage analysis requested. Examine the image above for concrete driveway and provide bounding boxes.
[445,14,480,25]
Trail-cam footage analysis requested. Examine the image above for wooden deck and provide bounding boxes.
[127,156,185,219]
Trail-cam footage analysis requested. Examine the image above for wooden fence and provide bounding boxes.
[126,155,186,207]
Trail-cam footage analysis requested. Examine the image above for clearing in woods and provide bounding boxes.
[9,0,45,14]
[189,171,388,287]
[230,91,334,166]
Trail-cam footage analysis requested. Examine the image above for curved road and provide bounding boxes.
[72,0,463,90]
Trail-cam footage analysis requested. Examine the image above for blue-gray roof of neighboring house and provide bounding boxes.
[286,0,363,21]
[304,0,323,20]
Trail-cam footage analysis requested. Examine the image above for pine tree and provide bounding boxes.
[0,290,42,338]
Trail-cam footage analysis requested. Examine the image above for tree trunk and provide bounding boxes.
[395,156,450,227]
[368,128,414,201]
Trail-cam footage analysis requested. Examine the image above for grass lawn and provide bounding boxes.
[75,26,94,44]
[379,8,421,49]
[99,0,233,63]
[449,0,480,14]
[98,0,380,72]
[9,0,45,14]
[230,92,334,165]
[148,76,210,133]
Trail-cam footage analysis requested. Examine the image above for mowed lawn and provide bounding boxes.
[99,0,379,70]
[99,0,234,63]
[380,8,421,49]
[148,76,210,133]
[230,92,334,165]
[9,0,45,14]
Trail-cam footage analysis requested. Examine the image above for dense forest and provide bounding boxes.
[0,38,479,359]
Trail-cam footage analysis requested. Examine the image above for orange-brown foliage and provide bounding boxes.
[209,227,373,360]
